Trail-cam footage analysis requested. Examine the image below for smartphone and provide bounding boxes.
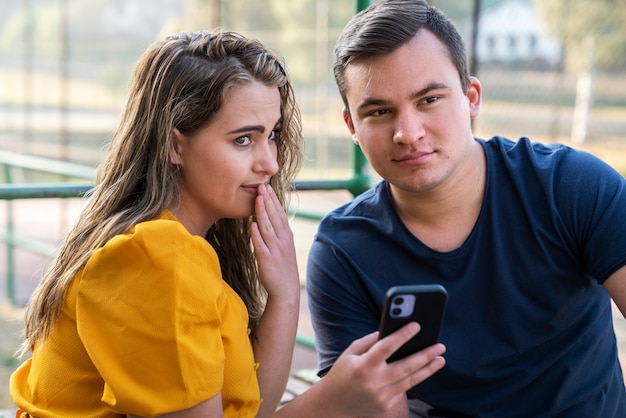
[378,284,448,362]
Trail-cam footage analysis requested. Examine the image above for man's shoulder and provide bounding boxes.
[481,135,585,161]
[320,181,388,223]
[314,181,399,246]
[481,135,618,178]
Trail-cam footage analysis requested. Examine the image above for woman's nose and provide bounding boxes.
[254,141,279,176]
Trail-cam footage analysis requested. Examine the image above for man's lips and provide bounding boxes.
[393,150,434,164]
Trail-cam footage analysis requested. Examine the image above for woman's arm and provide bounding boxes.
[251,184,302,417]
[127,393,224,418]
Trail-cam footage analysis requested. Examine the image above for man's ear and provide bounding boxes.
[170,128,183,166]
[467,76,482,119]
[342,108,358,144]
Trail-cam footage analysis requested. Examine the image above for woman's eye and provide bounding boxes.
[234,135,251,146]
[269,129,281,141]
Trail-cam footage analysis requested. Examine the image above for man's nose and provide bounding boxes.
[393,111,425,145]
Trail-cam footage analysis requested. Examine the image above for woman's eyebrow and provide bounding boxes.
[227,125,265,135]
[227,118,282,135]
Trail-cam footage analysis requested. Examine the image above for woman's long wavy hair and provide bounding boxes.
[18,30,303,356]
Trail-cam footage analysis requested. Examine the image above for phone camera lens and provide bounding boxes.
[392,308,402,316]
[393,297,404,305]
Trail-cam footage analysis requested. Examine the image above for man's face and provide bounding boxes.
[342,30,481,195]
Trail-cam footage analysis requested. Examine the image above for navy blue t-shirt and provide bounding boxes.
[306,136,626,417]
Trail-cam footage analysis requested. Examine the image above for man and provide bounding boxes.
[306,0,626,417]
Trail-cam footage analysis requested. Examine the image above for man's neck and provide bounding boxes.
[390,141,486,252]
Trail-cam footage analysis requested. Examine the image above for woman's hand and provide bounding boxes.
[250,184,301,417]
[250,183,300,299]
[324,323,446,416]
[276,323,446,418]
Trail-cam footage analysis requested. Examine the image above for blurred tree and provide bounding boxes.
[533,0,626,72]
[0,1,60,62]
[220,0,282,31]
[534,0,626,142]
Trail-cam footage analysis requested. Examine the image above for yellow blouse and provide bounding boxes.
[10,213,261,417]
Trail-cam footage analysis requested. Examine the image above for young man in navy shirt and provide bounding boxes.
[307,0,626,416]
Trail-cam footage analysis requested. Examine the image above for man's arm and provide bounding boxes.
[602,265,626,319]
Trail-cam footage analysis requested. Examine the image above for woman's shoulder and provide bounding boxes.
[106,212,216,261]
[79,212,222,293]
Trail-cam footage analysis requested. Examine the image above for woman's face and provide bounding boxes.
[170,80,281,236]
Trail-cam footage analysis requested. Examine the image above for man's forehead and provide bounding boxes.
[344,56,389,94]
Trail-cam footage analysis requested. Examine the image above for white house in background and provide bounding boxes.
[476,0,561,65]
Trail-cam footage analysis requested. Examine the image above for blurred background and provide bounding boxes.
[1,0,625,174]
[0,0,625,410]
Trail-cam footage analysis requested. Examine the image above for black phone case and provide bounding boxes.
[378,284,447,362]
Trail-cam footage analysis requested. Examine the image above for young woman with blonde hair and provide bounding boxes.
[10,30,445,418]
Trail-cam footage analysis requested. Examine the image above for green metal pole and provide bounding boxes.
[356,0,372,12]
[4,164,16,305]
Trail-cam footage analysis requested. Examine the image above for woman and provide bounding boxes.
[10,30,445,417]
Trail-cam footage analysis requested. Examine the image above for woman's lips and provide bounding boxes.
[241,184,261,195]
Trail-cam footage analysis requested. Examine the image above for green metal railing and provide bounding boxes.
[0,150,94,305]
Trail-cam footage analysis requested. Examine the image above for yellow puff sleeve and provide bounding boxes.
[74,216,259,416]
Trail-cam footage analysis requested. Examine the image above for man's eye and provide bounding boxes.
[424,96,439,104]
[235,135,251,146]
[370,109,389,116]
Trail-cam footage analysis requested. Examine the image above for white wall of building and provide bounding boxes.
[477,0,561,64]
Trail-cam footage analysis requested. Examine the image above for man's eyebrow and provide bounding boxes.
[356,82,451,113]
[356,98,390,113]
[226,118,282,135]
[410,82,450,99]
